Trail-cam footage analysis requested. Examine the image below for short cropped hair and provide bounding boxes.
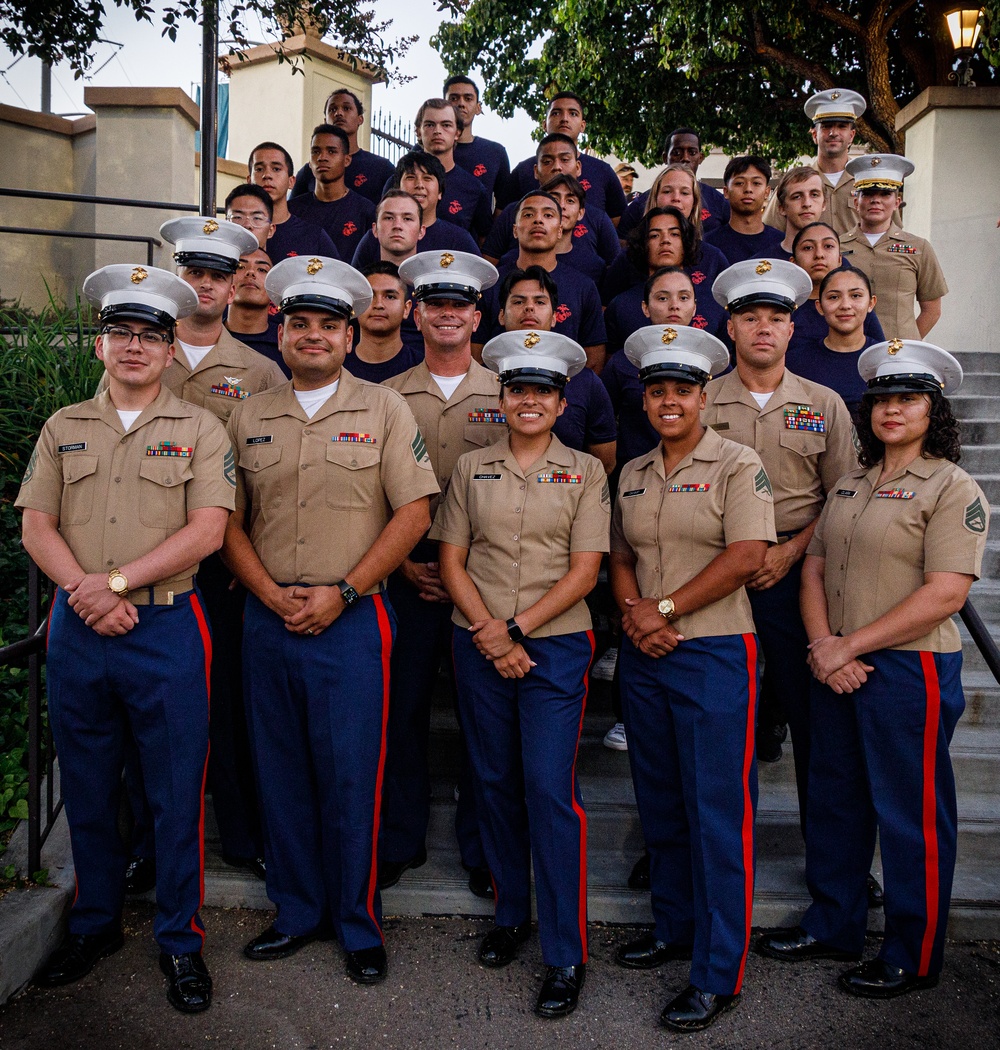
[248,141,294,175]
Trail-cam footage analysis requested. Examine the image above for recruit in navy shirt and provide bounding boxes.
[291,148,397,207]
[287,191,376,264]
[705,223,787,265]
[266,214,340,263]
[500,153,628,219]
[454,136,511,209]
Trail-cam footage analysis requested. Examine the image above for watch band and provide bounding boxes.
[506,617,525,643]
[336,579,360,607]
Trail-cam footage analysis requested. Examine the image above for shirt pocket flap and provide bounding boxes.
[239,444,283,472]
[61,453,100,484]
[325,443,381,470]
[138,456,195,487]
[463,423,507,448]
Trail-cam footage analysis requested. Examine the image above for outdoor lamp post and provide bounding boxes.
[945,7,984,87]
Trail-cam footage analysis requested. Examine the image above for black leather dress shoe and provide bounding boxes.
[124,856,156,895]
[478,924,531,968]
[467,865,495,899]
[535,964,585,1018]
[222,853,267,882]
[756,926,861,962]
[660,985,739,1032]
[159,951,212,1013]
[34,929,125,987]
[243,925,316,961]
[345,944,387,984]
[838,958,939,998]
[756,722,787,763]
[378,847,427,890]
[627,851,650,890]
[867,872,885,910]
[615,932,693,969]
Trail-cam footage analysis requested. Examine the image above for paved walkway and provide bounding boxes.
[1,905,998,1049]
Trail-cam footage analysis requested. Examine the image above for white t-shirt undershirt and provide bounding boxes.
[825,169,845,187]
[750,390,773,410]
[177,339,214,370]
[430,371,465,400]
[117,409,143,431]
[864,231,883,246]
[293,379,339,419]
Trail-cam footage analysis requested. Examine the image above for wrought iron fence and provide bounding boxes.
[370,109,414,165]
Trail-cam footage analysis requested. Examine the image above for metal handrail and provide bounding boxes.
[960,599,1000,682]
[0,226,161,267]
[0,186,203,213]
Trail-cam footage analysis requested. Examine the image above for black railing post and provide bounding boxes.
[26,560,43,876]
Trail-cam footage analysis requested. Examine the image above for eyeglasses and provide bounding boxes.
[227,211,272,228]
[101,326,171,350]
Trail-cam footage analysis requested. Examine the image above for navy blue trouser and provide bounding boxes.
[243,591,393,951]
[802,649,964,976]
[452,628,593,967]
[47,588,210,954]
[381,571,484,868]
[620,633,759,996]
[748,559,811,832]
[126,553,262,863]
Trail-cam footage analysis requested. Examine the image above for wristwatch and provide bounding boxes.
[336,579,361,607]
[506,617,525,643]
[108,568,129,597]
[657,596,676,622]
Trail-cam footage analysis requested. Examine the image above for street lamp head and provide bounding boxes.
[945,8,983,54]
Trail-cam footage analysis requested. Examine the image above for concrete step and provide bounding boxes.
[953,372,1000,396]
[950,393,1000,419]
[952,419,1000,444]
[951,351,1000,372]
[964,579,1000,620]
[958,444,1000,475]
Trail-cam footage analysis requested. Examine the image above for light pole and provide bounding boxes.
[200,0,219,215]
[945,8,984,87]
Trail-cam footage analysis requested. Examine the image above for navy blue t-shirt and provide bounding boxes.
[266,214,339,263]
[553,364,618,453]
[287,190,376,264]
[454,136,511,209]
[605,282,729,355]
[381,163,492,239]
[350,219,482,270]
[601,349,659,468]
[601,241,729,319]
[484,202,621,268]
[497,241,606,291]
[225,319,286,376]
[789,298,884,351]
[618,181,731,240]
[475,258,607,348]
[501,153,628,219]
[291,148,397,207]
[785,335,879,419]
[705,223,786,265]
[343,342,423,385]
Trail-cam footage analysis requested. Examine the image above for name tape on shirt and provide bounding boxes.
[784,406,826,433]
[874,489,915,499]
[468,410,506,424]
[622,488,646,498]
[668,483,710,493]
[246,435,273,445]
[708,421,730,432]
[146,442,192,458]
[538,472,582,484]
[835,488,858,498]
[57,442,87,453]
[333,433,376,444]
[210,382,250,400]
[473,473,502,480]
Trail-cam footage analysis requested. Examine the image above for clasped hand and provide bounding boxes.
[621,598,684,658]
[468,618,536,678]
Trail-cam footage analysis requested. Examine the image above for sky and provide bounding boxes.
[0,0,539,161]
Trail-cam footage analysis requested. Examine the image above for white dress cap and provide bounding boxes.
[265,256,373,318]
[482,330,587,387]
[625,325,730,384]
[858,339,963,396]
[712,259,813,312]
[399,251,498,303]
[159,216,259,274]
[845,154,915,192]
[83,264,198,329]
[804,88,867,124]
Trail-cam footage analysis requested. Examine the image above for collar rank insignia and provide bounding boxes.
[203,219,220,234]
[131,266,148,284]
[306,258,323,275]
[784,405,826,432]
[875,488,915,499]
[333,432,376,443]
[524,332,541,348]
[661,327,678,344]
[538,472,582,484]
[668,483,710,492]
[755,260,772,275]
[440,252,455,268]
[887,339,903,355]
[146,441,193,457]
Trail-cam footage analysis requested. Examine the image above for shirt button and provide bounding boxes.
[109,517,116,523]
[515,507,521,514]
[297,538,305,544]
[115,477,122,483]
[300,501,307,508]
[304,429,312,435]
[441,442,448,449]
[519,484,525,490]
[513,534,519,540]
[301,464,308,469]
[512,562,518,568]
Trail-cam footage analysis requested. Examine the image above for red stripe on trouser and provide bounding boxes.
[918,651,942,976]
[188,593,213,943]
[570,630,595,964]
[734,633,758,992]
[366,595,393,938]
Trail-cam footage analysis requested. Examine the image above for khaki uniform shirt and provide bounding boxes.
[227,369,439,589]
[702,369,857,534]
[384,360,508,513]
[15,386,234,587]
[611,426,776,640]
[98,328,286,423]
[839,226,948,341]
[808,457,988,652]
[429,434,610,637]
[763,160,857,237]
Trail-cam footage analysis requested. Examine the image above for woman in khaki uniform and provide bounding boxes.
[758,340,988,999]
[610,324,775,1033]
[432,330,609,1019]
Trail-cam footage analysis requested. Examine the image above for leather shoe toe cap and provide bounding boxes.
[345,945,387,984]
[660,986,738,1032]
[160,952,212,1013]
[534,964,585,1018]
[243,925,315,961]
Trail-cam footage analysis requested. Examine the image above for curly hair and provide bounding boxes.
[855,388,962,468]
[626,206,700,274]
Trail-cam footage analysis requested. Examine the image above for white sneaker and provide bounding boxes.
[591,646,618,681]
[603,722,628,751]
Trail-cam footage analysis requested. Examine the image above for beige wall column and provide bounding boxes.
[84,87,200,272]
[897,87,1000,353]
[224,33,383,179]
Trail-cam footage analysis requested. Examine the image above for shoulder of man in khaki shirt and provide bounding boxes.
[227,368,439,589]
[808,456,988,652]
[702,367,857,533]
[16,385,235,581]
[384,358,508,499]
[610,426,776,639]
[429,433,609,637]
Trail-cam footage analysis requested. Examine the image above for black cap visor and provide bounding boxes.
[499,367,568,389]
[412,282,480,303]
[865,372,943,394]
[174,250,239,275]
[728,292,795,314]
[100,303,177,331]
[280,293,353,319]
[639,362,710,385]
